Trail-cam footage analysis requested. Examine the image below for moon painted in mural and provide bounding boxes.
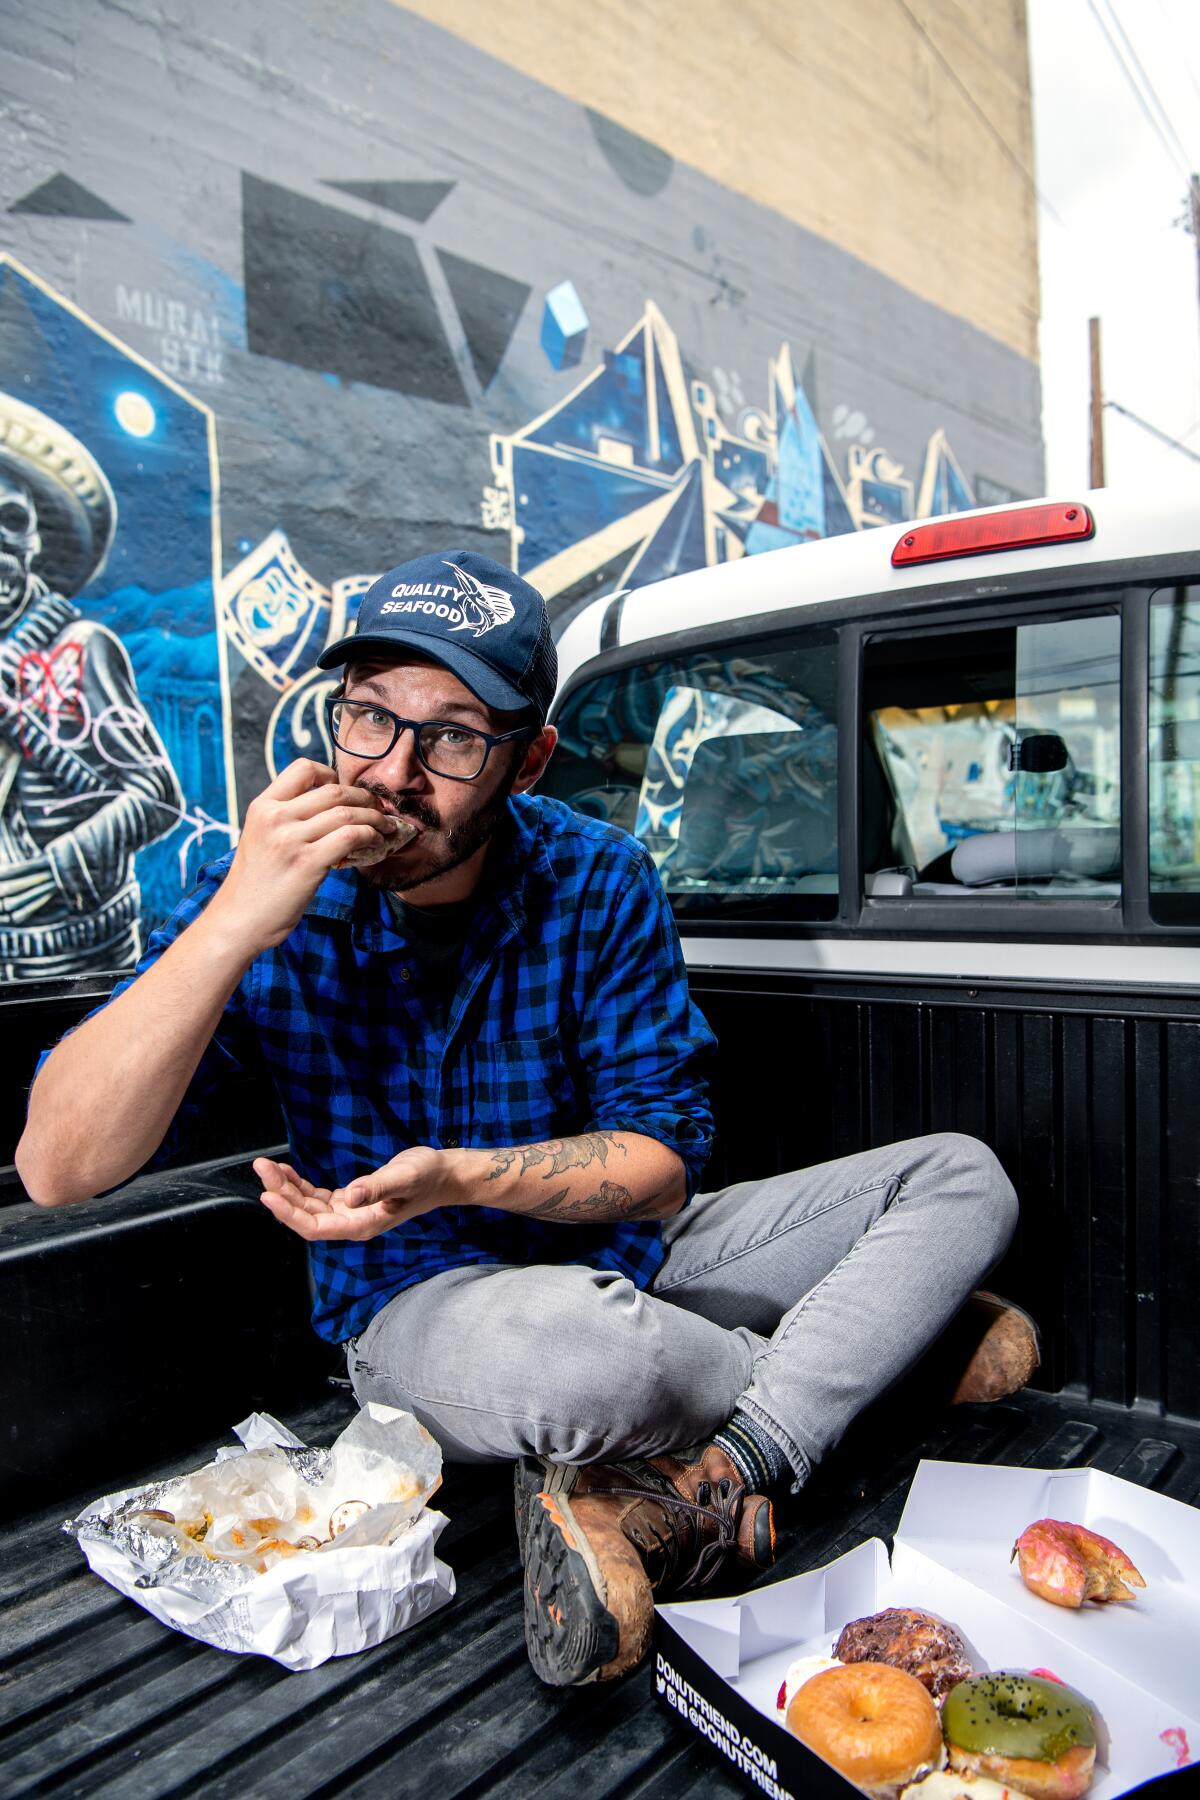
[114,391,156,437]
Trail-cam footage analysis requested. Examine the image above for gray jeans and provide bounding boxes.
[347,1133,1018,1489]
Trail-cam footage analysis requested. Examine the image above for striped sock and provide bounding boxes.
[712,1410,791,1495]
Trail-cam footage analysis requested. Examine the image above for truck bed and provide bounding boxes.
[4,1386,1198,1798]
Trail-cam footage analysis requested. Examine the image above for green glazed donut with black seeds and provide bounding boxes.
[943,1672,1096,1764]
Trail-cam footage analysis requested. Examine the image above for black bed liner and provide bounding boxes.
[3,1386,1197,1799]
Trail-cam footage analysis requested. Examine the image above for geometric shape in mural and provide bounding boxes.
[530,304,692,480]
[540,280,588,371]
[321,179,455,222]
[745,344,854,552]
[619,456,708,588]
[822,449,857,537]
[490,301,710,612]
[435,249,530,390]
[508,441,675,581]
[8,173,131,223]
[846,444,914,528]
[918,427,975,517]
[486,297,978,632]
[240,174,468,406]
[584,109,674,198]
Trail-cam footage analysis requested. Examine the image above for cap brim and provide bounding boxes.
[317,629,531,715]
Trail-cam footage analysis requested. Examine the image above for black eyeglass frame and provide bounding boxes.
[325,696,535,782]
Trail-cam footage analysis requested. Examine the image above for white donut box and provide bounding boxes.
[653,1459,1200,1800]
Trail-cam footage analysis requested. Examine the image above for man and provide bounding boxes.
[18,549,1036,1689]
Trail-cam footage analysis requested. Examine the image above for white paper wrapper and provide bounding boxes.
[63,1404,456,1670]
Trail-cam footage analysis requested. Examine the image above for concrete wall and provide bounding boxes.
[0,0,1043,979]
[400,0,1040,361]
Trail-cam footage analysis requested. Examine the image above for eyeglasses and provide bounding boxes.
[325,698,534,782]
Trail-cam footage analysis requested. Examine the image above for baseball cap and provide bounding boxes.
[317,549,557,723]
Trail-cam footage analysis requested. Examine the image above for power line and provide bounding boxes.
[1105,398,1200,464]
[1154,0,1200,122]
[890,0,1065,226]
[1087,0,1193,183]
[1100,0,1195,172]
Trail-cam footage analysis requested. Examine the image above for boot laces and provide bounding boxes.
[602,1474,747,1592]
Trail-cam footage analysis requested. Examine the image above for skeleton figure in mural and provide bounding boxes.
[0,395,182,979]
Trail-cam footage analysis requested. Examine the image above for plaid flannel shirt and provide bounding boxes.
[78,792,716,1343]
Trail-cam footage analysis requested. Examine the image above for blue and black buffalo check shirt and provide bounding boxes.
[87,792,717,1343]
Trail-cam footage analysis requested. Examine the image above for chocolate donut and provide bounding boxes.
[834,1607,974,1701]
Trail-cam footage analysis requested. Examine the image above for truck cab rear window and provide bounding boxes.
[863,611,1121,901]
[545,636,838,920]
[1150,585,1200,924]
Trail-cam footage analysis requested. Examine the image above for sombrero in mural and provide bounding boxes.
[0,392,116,597]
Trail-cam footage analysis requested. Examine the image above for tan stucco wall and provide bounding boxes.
[395,0,1040,362]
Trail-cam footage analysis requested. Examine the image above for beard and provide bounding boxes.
[354,764,518,895]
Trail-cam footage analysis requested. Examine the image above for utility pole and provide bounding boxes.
[1089,316,1106,489]
[1191,175,1200,354]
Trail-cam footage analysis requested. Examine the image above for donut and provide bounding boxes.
[942,1673,1097,1800]
[788,1662,944,1797]
[776,1654,843,1712]
[1013,1518,1145,1608]
[899,1774,1024,1799]
[835,1606,974,1700]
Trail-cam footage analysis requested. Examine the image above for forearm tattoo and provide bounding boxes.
[521,1179,637,1221]
[483,1132,629,1183]
[484,1133,638,1221]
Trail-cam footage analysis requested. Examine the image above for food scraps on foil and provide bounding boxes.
[63,1404,455,1670]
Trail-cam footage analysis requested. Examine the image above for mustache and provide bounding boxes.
[357,781,441,832]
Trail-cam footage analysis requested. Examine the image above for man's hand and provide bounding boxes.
[210,760,411,955]
[254,1148,465,1242]
[254,1133,685,1244]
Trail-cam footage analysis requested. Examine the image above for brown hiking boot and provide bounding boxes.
[515,1445,775,1687]
[949,1290,1042,1403]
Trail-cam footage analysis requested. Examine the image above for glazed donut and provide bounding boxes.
[834,1606,974,1700]
[788,1662,944,1797]
[942,1673,1097,1800]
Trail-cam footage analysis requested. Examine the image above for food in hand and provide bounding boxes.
[1013,1518,1145,1609]
[335,814,418,868]
[942,1672,1097,1800]
[787,1662,944,1798]
[776,1654,843,1711]
[834,1607,974,1701]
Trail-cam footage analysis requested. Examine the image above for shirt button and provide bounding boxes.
[445,1137,461,1148]
[400,967,411,981]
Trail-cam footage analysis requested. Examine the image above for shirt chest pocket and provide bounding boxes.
[470,1033,576,1143]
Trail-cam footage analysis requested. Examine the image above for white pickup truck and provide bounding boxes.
[2,490,1198,1798]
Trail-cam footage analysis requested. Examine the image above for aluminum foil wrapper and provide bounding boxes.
[63,1404,455,1668]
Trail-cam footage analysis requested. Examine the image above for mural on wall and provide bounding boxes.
[484,301,977,621]
[0,258,231,978]
[222,300,980,805]
[0,0,1042,971]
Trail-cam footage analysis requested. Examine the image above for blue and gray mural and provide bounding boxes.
[0,0,1042,977]
[484,301,977,619]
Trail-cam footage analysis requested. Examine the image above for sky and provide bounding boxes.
[1028,0,1200,494]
